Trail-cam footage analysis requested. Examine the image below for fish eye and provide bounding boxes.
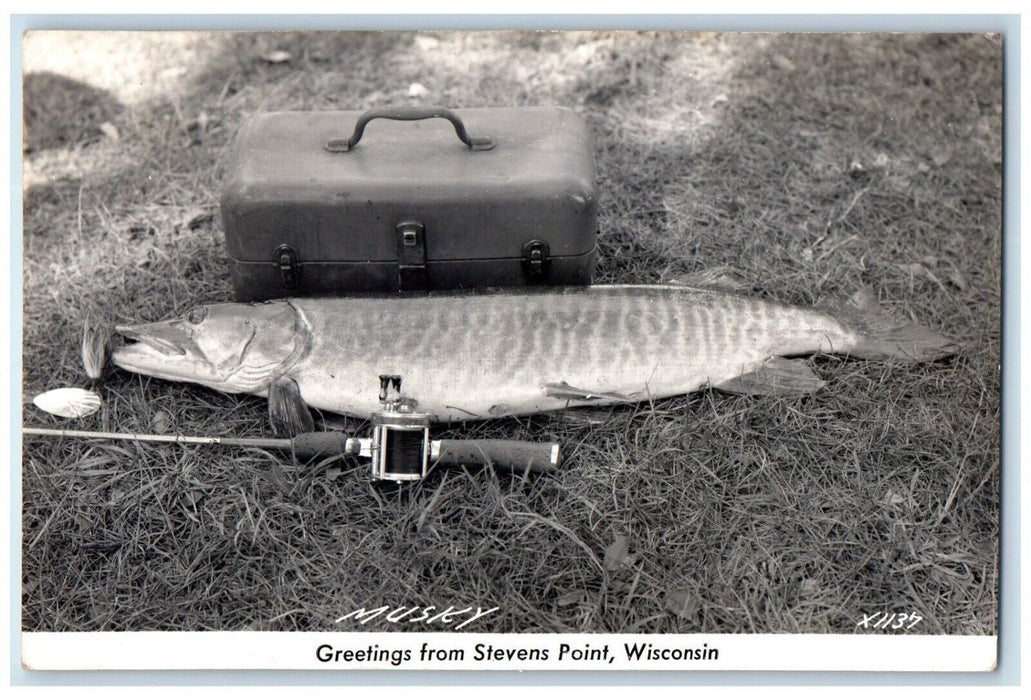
[187,307,208,324]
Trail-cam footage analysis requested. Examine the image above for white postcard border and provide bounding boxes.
[21,632,997,672]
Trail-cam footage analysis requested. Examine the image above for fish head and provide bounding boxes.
[111,301,308,393]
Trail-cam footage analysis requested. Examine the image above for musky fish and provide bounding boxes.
[109,284,955,433]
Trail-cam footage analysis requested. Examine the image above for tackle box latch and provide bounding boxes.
[274,244,301,289]
[522,239,551,279]
[396,220,428,290]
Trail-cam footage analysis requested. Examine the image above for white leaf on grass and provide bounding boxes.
[187,111,211,132]
[414,36,440,51]
[33,388,102,419]
[931,147,952,167]
[262,50,292,64]
[800,578,821,595]
[897,262,925,275]
[884,489,906,506]
[897,262,947,292]
[98,122,120,142]
[770,54,797,72]
[151,409,170,435]
[947,268,968,292]
[664,590,699,619]
[556,590,586,607]
[603,533,630,571]
[159,66,188,80]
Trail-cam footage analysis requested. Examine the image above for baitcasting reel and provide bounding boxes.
[356,374,561,483]
[369,375,431,482]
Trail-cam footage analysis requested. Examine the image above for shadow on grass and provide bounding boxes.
[23,71,123,154]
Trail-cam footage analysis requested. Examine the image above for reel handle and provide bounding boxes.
[434,439,562,474]
[290,432,564,475]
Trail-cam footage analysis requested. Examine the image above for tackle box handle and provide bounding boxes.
[324,107,495,153]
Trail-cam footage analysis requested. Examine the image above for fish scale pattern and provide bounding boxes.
[292,287,854,420]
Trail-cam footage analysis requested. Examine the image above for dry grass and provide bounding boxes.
[21,31,1000,634]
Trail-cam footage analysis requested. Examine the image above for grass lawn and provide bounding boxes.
[21,31,1001,634]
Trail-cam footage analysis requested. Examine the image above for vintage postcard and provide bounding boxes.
[18,28,1002,673]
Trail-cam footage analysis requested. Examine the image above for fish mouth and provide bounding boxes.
[109,323,226,389]
[113,325,188,356]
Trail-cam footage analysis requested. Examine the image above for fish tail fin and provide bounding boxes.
[841,287,958,363]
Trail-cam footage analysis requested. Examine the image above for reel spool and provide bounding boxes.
[370,375,431,482]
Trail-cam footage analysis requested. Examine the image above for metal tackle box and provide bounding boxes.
[221,106,598,300]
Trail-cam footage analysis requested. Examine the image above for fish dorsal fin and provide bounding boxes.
[268,375,314,437]
[715,358,826,397]
[543,381,636,402]
[668,266,753,293]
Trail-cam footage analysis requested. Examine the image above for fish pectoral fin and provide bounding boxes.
[715,358,826,397]
[543,381,635,402]
[268,376,314,437]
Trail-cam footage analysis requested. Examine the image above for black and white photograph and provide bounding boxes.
[18,28,1002,671]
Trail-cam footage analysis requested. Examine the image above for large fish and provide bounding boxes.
[109,284,955,432]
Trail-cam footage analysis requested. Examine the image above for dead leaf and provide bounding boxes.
[262,50,292,64]
[187,111,213,133]
[736,451,757,468]
[183,209,215,230]
[887,175,912,191]
[414,35,440,51]
[151,409,170,435]
[159,66,188,80]
[664,590,699,619]
[885,489,906,506]
[897,262,927,277]
[800,578,821,595]
[98,122,120,142]
[556,590,586,607]
[603,533,630,571]
[947,268,968,292]
[931,147,952,167]
[770,53,796,72]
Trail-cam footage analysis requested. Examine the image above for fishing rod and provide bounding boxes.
[24,376,562,483]
[21,426,561,480]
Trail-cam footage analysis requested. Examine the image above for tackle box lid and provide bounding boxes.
[221,106,596,263]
